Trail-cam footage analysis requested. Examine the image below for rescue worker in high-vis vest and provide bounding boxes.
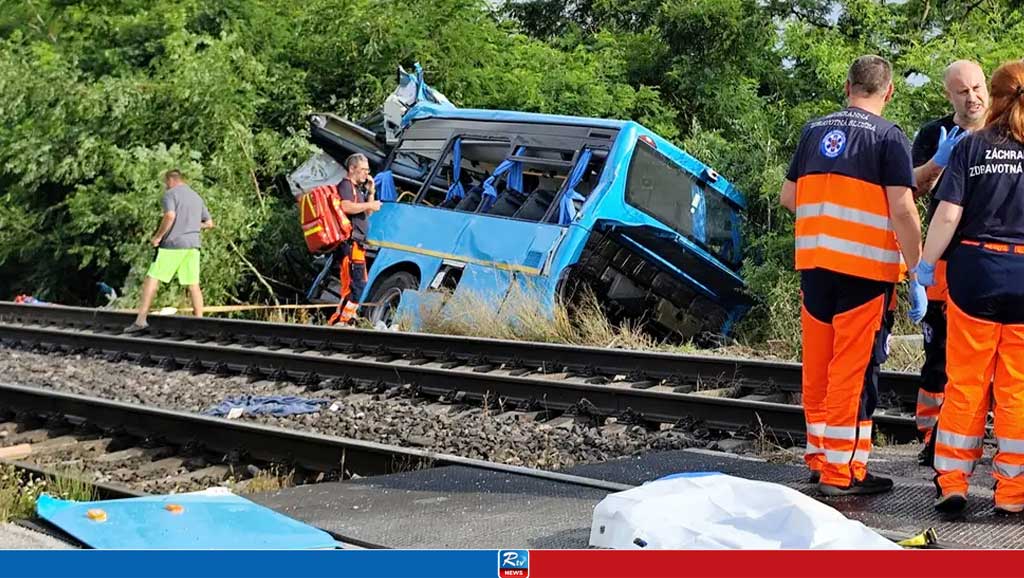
[780,55,925,496]
[918,60,1024,514]
[910,60,989,465]
[329,153,382,325]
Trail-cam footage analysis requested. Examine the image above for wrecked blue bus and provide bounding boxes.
[287,66,752,343]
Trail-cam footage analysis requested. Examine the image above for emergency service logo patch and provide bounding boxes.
[820,129,847,158]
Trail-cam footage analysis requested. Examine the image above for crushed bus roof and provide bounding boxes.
[403,103,628,131]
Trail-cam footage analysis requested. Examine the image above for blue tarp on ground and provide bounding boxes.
[203,395,329,418]
[36,490,339,549]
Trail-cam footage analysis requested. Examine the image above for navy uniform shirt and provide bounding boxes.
[787,107,915,190]
[935,129,1024,244]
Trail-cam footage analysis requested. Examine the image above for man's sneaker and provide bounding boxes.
[123,323,149,335]
[934,493,968,513]
[818,473,894,496]
[808,471,821,483]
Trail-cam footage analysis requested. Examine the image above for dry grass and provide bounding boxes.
[883,335,925,373]
[874,430,891,448]
[405,284,663,351]
[0,465,97,523]
[227,467,295,494]
[215,273,926,376]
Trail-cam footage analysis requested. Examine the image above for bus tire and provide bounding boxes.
[367,271,418,326]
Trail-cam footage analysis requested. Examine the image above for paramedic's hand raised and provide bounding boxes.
[365,175,376,197]
[933,126,968,168]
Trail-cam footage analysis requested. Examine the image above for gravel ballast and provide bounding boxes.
[0,347,704,471]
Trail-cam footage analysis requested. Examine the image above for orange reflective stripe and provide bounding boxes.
[796,246,902,283]
[794,173,891,216]
[805,422,826,454]
[916,389,943,431]
[961,239,1024,254]
[795,215,899,250]
[935,443,983,462]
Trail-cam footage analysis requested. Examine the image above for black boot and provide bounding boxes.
[819,473,894,496]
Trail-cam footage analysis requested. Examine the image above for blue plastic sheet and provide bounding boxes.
[558,148,593,225]
[375,170,397,202]
[482,147,525,199]
[442,139,465,204]
[203,395,328,418]
[36,490,338,550]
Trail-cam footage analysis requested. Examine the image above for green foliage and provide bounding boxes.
[0,0,675,307]
[2,0,1023,354]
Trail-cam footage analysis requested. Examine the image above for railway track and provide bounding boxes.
[0,382,931,550]
[0,302,919,442]
[0,381,635,549]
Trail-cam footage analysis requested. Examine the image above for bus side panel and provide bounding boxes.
[368,202,567,277]
[363,247,442,300]
[452,218,565,276]
[450,264,512,307]
[367,203,465,257]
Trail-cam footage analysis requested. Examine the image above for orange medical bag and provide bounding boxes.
[298,184,352,254]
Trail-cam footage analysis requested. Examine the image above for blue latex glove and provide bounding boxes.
[933,126,969,168]
[915,260,937,287]
[908,278,928,324]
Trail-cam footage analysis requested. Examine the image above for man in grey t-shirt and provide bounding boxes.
[125,170,214,333]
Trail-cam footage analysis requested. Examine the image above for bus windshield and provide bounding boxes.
[625,141,741,268]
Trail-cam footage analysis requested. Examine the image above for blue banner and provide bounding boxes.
[0,550,513,578]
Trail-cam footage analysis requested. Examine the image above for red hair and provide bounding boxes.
[985,60,1024,143]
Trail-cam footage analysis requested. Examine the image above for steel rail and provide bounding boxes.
[0,302,919,405]
[0,382,633,493]
[0,323,919,442]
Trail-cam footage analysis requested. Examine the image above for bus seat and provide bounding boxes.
[513,187,557,221]
[453,186,483,212]
[487,190,526,217]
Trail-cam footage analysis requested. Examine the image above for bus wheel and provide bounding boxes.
[368,271,418,327]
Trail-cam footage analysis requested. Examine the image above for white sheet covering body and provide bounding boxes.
[589,473,898,550]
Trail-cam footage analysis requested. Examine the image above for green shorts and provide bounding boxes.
[147,248,201,286]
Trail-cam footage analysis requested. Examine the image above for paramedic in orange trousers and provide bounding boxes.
[331,153,382,325]
[918,61,1024,514]
[780,55,924,496]
[911,60,990,465]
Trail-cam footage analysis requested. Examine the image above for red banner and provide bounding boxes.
[529,550,1018,578]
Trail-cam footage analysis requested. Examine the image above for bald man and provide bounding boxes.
[911,60,989,465]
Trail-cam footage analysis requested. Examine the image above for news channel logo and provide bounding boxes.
[497,549,529,578]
